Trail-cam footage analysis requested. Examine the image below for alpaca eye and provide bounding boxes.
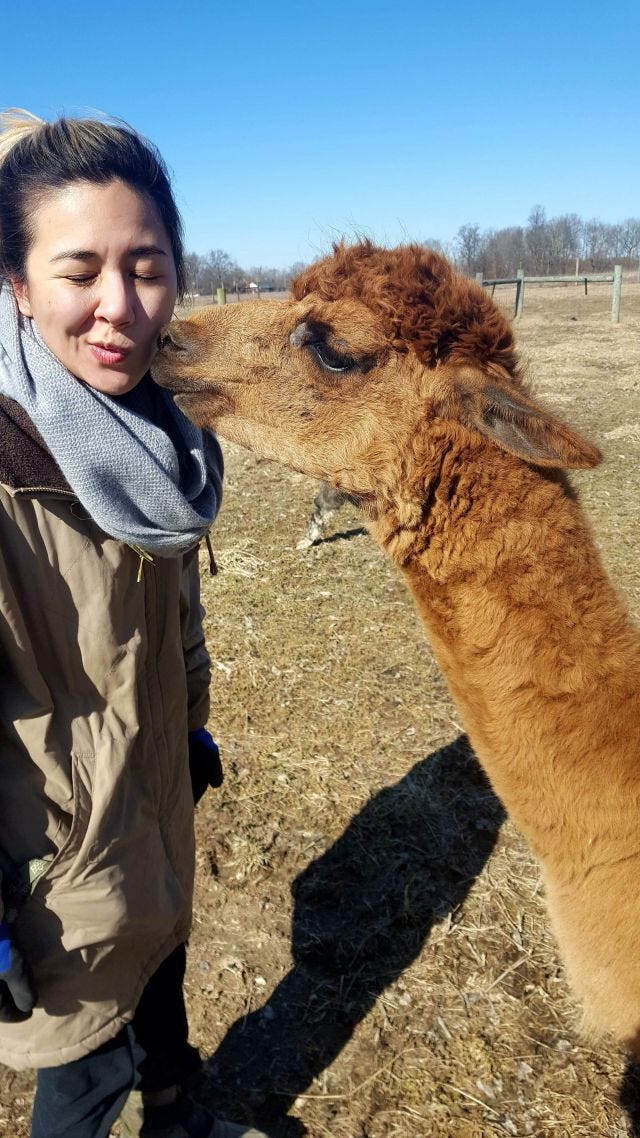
[310,343,356,373]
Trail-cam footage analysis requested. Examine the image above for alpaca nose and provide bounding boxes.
[158,325,184,352]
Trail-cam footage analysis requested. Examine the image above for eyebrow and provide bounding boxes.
[50,245,169,264]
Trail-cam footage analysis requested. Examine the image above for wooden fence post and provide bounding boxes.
[611,265,622,323]
[515,269,525,318]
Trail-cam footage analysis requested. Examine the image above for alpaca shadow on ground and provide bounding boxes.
[311,525,368,547]
[201,735,505,1136]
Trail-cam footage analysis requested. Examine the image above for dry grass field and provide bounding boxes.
[1,281,639,1137]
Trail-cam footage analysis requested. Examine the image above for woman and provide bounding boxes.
[0,110,267,1138]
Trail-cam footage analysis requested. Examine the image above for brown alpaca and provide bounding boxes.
[153,241,640,1057]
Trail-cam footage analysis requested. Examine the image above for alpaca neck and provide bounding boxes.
[370,444,640,865]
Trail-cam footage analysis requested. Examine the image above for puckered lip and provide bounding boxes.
[88,341,132,353]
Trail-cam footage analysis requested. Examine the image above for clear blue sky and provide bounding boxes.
[2,0,638,268]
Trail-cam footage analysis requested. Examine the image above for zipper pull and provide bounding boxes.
[128,544,154,582]
[205,532,218,576]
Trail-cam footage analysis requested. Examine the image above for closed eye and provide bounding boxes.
[64,272,162,286]
[309,342,357,373]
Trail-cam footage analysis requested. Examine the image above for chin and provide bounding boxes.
[82,371,145,397]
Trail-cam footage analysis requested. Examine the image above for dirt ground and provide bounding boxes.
[1,281,639,1137]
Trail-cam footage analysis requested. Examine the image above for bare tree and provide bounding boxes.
[617,218,640,259]
[190,250,241,295]
[455,224,484,275]
[421,237,450,256]
[183,252,201,295]
[482,227,525,279]
[203,249,240,292]
[583,219,612,270]
[525,206,549,274]
[546,214,582,273]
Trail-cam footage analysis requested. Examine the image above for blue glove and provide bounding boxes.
[0,920,36,1023]
[188,727,223,804]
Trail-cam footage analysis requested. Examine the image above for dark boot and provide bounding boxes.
[119,1085,270,1138]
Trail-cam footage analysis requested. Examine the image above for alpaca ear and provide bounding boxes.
[454,372,602,470]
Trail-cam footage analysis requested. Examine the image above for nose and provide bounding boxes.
[94,273,135,327]
[158,326,179,351]
[157,323,191,353]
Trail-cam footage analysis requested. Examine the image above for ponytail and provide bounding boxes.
[0,109,45,166]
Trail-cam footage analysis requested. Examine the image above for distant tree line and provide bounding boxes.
[183,248,308,295]
[185,208,640,294]
[450,207,640,279]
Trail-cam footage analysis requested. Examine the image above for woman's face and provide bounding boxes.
[12,179,178,396]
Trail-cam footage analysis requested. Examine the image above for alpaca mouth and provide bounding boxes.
[151,352,245,394]
[150,355,208,393]
[168,382,238,426]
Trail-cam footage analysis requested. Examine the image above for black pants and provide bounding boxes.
[30,944,201,1138]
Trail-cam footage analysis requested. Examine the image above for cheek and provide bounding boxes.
[140,289,178,332]
[42,290,94,334]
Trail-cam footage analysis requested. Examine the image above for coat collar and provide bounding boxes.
[0,395,72,495]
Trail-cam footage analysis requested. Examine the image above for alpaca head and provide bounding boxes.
[152,241,601,510]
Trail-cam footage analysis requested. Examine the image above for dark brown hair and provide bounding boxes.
[0,110,186,296]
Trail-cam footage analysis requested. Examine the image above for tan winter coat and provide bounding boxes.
[0,397,215,1070]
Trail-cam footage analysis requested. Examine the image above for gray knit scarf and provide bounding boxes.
[0,282,222,556]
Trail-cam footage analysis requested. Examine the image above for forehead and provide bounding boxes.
[190,295,387,357]
[300,297,384,351]
[238,295,385,349]
[27,179,169,257]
